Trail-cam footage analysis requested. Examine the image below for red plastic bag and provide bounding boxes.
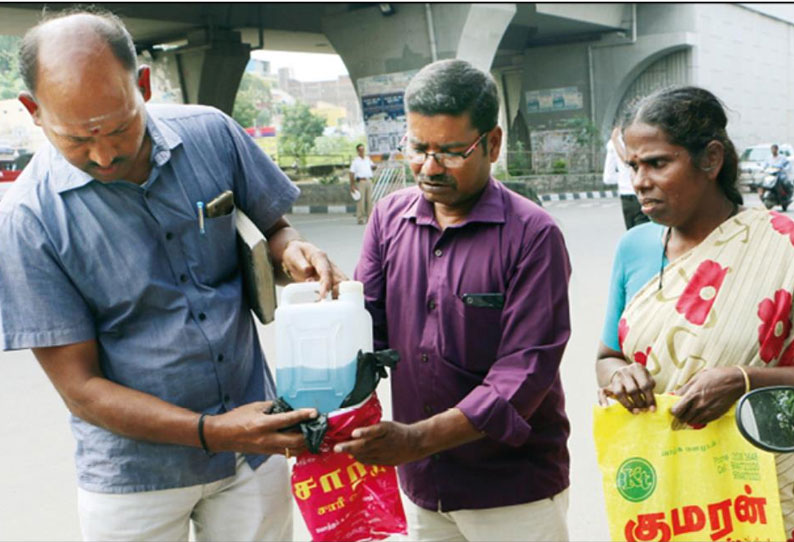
[291,393,407,542]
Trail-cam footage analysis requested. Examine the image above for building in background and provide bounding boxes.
[278,67,363,134]
[244,59,364,135]
[6,3,793,176]
[311,101,349,135]
[492,4,794,174]
[246,58,271,78]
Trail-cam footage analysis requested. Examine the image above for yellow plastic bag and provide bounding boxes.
[593,394,785,541]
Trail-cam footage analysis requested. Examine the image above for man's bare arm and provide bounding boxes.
[33,339,315,454]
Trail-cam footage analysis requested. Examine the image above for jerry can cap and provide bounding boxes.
[339,280,363,296]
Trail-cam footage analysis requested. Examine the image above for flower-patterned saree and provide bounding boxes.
[618,206,794,537]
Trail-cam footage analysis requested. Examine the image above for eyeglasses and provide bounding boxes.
[400,131,489,169]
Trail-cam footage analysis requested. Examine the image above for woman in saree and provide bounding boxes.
[596,85,794,535]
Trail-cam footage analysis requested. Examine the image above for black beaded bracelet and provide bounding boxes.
[198,413,213,455]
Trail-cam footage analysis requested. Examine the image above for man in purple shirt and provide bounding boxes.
[336,60,572,540]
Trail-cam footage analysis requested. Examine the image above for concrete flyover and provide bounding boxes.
[0,3,626,127]
[25,5,790,174]
[16,4,790,165]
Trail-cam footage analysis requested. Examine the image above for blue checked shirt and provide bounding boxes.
[0,104,299,493]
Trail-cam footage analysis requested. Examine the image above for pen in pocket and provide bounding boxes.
[197,201,205,235]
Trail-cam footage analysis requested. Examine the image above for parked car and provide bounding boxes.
[0,149,33,200]
[739,143,794,191]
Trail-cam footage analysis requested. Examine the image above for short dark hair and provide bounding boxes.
[405,59,499,134]
[356,143,365,151]
[625,86,742,206]
[19,7,138,95]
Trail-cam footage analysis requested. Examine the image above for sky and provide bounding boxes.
[250,49,349,82]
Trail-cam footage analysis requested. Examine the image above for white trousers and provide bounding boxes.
[77,454,291,542]
[401,488,569,542]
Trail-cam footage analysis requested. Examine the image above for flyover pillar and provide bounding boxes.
[171,29,251,115]
[323,3,515,90]
[323,3,514,161]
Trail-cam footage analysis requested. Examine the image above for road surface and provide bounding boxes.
[0,194,767,541]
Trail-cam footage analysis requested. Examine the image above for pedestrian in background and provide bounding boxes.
[349,142,375,224]
[604,124,649,229]
[0,9,344,541]
[338,59,573,541]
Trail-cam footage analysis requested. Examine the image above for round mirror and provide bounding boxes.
[736,385,794,452]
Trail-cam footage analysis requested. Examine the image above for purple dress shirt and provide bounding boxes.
[354,178,572,512]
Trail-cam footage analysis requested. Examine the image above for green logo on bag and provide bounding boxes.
[616,457,656,502]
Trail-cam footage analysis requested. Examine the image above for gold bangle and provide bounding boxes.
[737,366,751,395]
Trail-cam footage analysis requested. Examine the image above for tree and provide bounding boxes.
[277,102,326,167]
[313,134,363,157]
[232,98,259,129]
[232,72,273,128]
[0,36,25,99]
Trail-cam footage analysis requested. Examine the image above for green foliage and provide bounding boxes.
[313,134,363,157]
[552,158,567,173]
[276,154,347,170]
[492,164,508,179]
[507,140,531,177]
[232,72,272,128]
[277,102,326,166]
[502,180,542,206]
[748,389,794,446]
[774,390,794,442]
[232,99,258,129]
[0,35,25,99]
[318,173,340,185]
[560,116,600,147]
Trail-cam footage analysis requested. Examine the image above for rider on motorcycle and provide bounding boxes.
[765,143,790,171]
[759,144,793,210]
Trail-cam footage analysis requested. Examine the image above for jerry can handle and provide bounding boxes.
[280,281,328,306]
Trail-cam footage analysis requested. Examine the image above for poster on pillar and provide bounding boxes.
[357,70,418,156]
[525,86,583,114]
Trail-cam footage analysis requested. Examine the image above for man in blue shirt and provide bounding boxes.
[0,10,343,541]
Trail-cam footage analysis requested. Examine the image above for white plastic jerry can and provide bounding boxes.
[274,280,373,413]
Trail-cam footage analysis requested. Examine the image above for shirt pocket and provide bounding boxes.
[450,293,504,373]
[194,209,238,286]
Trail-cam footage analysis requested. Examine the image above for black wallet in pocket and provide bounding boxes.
[461,293,505,309]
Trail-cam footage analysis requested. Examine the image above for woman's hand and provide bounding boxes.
[596,342,656,413]
[670,366,746,426]
[598,363,657,413]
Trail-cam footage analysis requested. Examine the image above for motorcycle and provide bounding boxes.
[758,165,793,211]
[736,385,794,452]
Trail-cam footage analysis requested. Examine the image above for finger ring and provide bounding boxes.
[285,447,291,459]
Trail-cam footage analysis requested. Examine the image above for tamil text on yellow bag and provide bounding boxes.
[593,394,784,541]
